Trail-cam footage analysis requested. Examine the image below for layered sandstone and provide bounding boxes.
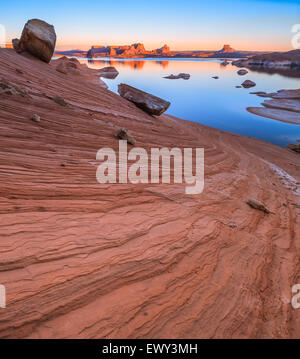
[0,47,299,339]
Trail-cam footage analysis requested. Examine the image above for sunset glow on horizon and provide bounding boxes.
[1,0,300,52]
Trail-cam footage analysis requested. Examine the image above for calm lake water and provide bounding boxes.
[80,58,300,147]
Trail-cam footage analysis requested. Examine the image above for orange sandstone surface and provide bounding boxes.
[0,48,299,339]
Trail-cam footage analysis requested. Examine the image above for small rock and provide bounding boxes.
[164,73,190,80]
[212,76,219,79]
[246,198,272,214]
[235,86,242,88]
[227,222,237,228]
[242,80,256,88]
[30,114,40,122]
[12,38,20,52]
[237,69,248,75]
[53,95,68,107]
[114,128,136,145]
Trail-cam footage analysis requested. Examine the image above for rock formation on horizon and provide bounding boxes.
[217,44,236,53]
[86,43,171,58]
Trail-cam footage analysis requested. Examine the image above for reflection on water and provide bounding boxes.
[242,66,300,79]
[79,58,300,147]
[87,58,170,71]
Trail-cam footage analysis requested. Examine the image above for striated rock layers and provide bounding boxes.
[0,47,299,339]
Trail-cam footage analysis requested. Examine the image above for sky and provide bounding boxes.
[1,0,300,51]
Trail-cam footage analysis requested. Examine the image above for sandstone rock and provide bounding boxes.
[12,38,20,52]
[0,78,30,97]
[30,114,40,122]
[0,48,300,339]
[237,69,248,75]
[118,84,170,116]
[16,19,56,63]
[218,44,236,53]
[56,62,68,74]
[242,80,256,88]
[154,44,171,55]
[164,73,190,80]
[271,89,300,99]
[262,99,300,113]
[52,95,69,107]
[54,57,81,76]
[246,198,271,214]
[247,107,300,125]
[98,66,119,79]
[250,91,266,95]
[114,128,136,145]
[286,143,300,153]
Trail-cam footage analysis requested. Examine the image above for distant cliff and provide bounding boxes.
[232,49,300,69]
[54,44,262,59]
[86,43,171,58]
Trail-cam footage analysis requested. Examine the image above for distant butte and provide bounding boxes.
[54,44,263,59]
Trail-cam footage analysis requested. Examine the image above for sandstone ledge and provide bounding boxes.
[0,47,299,339]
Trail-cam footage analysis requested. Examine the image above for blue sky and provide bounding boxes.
[1,0,299,51]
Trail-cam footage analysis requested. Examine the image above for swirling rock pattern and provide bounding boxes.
[0,48,299,338]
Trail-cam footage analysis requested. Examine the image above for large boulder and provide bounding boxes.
[118,84,170,116]
[14,19,56,63]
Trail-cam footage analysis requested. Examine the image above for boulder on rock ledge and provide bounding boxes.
[118,84,170,116]
[14,19,56,63]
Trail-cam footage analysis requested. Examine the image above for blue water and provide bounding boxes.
[81,57,300,147]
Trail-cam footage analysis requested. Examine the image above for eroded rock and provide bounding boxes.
[16,19,57,63]
[242,80,256,88]
[98,67,119,79]
[247,107,300,125]
[118,84,170,116]
[237,69,248,75]
[246,198,271,214]
[30,114,40,122]
[114,128,136,145]
[164,73,190,80]
[263,99,300,113]
[287,143,300,153]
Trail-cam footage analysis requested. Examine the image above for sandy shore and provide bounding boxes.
[0,48,299,339]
